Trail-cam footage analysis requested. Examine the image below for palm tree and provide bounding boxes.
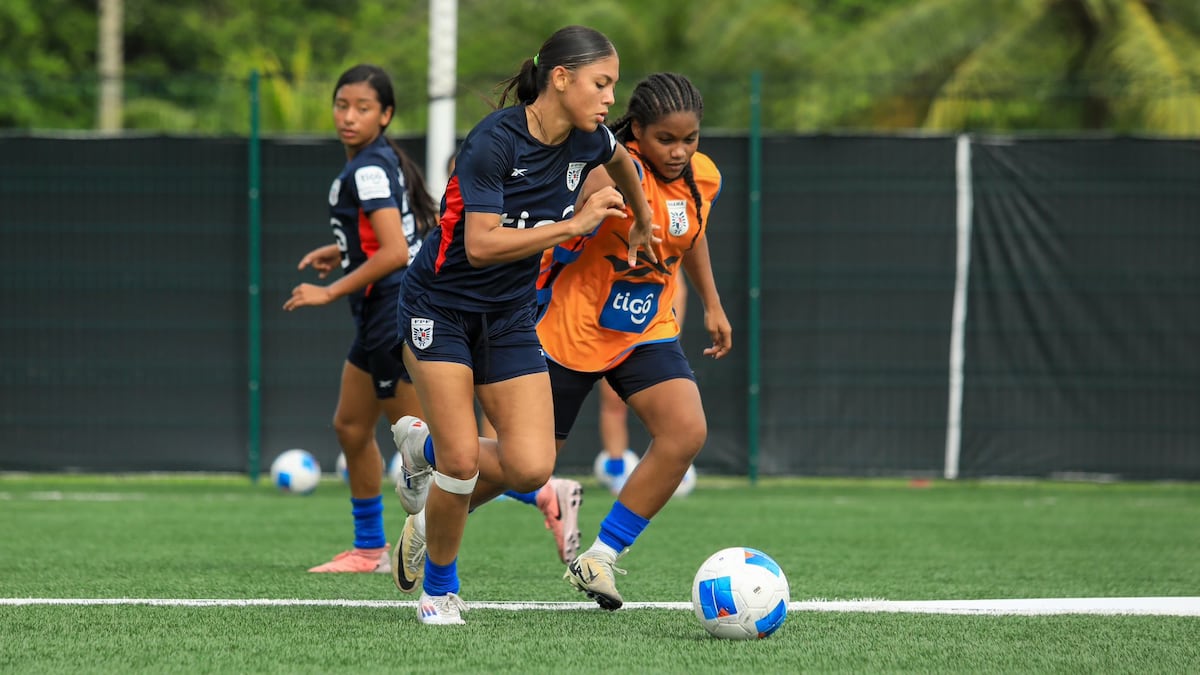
[790,0,1200,136]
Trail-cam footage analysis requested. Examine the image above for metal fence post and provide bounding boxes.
[247,70,263,482]
[748,71,762,485]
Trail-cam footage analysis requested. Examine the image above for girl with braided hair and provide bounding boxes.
[386,25,657,625]
[540,72,732,609]
[390,71,726,614]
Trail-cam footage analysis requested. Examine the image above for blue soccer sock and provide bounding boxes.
[597,500,650,552]
[350,495,386,549]
[423,557,460,596]
[504,488,539,505]
[423,436,436,466]
[604,456,626,478]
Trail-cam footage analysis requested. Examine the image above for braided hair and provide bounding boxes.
[609,73,706,242]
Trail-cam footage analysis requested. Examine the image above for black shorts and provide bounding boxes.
[398,292,547,385]
[346,283,409,399]
[547,339,695,440]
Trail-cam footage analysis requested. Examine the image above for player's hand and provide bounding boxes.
[571,186,628,236]
[701,306,732,360]
[626,210,660,267]
[297,246,341,279]
[283,283,334,311]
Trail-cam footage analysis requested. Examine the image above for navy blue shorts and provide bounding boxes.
[397,292,547,385]
[547,339,695,440]
[346,283,409,399]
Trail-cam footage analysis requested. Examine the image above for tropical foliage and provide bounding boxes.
[0,0,1197,135]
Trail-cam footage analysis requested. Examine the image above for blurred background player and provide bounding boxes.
[284,64,437,573]
[541,72,731,610]
[389,26,656,624]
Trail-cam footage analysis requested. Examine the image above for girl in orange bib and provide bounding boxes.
[540,72,732,609]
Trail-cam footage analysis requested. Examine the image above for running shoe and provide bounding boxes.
[391,415,433,515]
[417,591,468,625]
[564,548,627,610]
[536,478,582,564]
[307,547,391,574]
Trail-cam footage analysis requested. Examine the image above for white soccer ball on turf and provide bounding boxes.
[269,448,321,495]
[593,448,640,487]
[674,464,698,498]
[336,451,393,483]
[692,546,790,640]
[334,452,349,483]
[387,451,405,484]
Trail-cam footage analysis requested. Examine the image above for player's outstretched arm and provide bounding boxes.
[682,235,731,359]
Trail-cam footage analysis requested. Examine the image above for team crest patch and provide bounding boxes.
[566,162,586,191]
[667,199,690,236]
[411,318,434,350]
[328,178,341,206]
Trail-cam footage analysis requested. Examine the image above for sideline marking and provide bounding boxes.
[2,597,1198,616]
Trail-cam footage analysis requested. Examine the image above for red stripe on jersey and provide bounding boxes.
[435,176,464,275]
[358,208,379,295]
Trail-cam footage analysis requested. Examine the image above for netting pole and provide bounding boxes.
[944,134,973,480]
[247,70,263,483]
[747,71,763,485]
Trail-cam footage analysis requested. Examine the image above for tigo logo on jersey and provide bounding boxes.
[411,318,434,350]
[355,165,392,201]
[667,199,690,236]
[566,162,586,191]
[599,281,662,334]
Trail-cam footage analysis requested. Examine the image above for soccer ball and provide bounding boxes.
[674,464,698,498]
[336,451,394,483]
[387,451,405,484]
[593,449,640,487]
[334,452,349,483]
[692,547,790,640]
[269,448,321,495]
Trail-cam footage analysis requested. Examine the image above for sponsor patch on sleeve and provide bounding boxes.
[355,165,392,201]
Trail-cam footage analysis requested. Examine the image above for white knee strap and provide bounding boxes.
[433,470,478,495]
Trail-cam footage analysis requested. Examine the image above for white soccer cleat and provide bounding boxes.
[391,415,433,515]
[390,512,426,594]
[565,548,627,611]
[417,591,468,625]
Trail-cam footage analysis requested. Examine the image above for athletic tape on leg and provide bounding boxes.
[433,470,478,495]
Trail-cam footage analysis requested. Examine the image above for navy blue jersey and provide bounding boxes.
[403,106,617,312]
[328,134,423,298]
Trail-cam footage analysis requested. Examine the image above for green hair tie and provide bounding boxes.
[533,54,539,67]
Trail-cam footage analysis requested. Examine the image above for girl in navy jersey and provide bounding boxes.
[284,64,437,574]
[388,25,657,625]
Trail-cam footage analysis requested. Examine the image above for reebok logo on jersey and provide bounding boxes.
[377,379,394,389]
[511,168,528,177]
[599,280,663,334]
[411,318,434,350]
[355,165,392,201]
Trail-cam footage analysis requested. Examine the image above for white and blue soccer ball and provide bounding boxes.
[334,452,349,483]
[593,450,697,498]
[335,451,394,484]
[593,449,640,488]
[674,464,698,498]
[692,546,790,640]
[387,451,405,484]
[269,448,321,495]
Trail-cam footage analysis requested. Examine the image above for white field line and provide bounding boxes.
[2,597,1198,616]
